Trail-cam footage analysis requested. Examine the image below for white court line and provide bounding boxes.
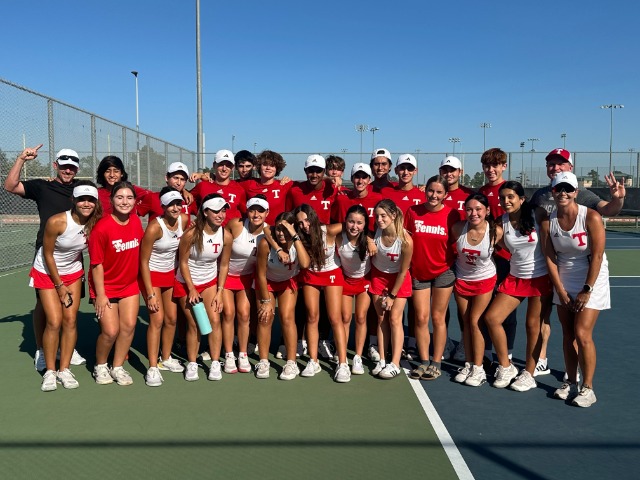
[0,267,30,278]
[611,286,640,288]
[405,369,474,480]
[610,276,640,278]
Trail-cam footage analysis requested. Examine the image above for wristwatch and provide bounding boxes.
[582,284,593,293]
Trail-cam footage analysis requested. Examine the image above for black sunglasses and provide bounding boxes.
[552,184,576,194]
[398,164,416,172]
[58,155,79,162]
[306,167,324,174]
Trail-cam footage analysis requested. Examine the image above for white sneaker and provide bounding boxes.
[318,340,335,360]
[351,355,365,375]
[41,369,57,392]
[442,337,455,360]
[554,381,579,401]
[93,363,114,385]
[563,369,581,383]
[252,343,259,355]
[453,342,466,362]
[57,368,79,389]
[533,358,550,377]
[275,344,286,359]
[145,367,163,387]
[572,386,597,408]
[368,345,381,362]
[454,362,472,383]
[34,348,46,372]
[238,353,251,373]
[378,362,401,380]
[297,339,307,357]
[334,363,351,383]
[110,366,133,386]
[372,360,386,376]
[510,370,537,392]
[493,363,518,388]
[70,349,87,366]
[208,360,222,381]
[248,342,257,355]
[158,356,185,373]
[185,362,199,381]
[200,351,212,362]
[279,360,299,381]
[255,359,270,379]
[224,353,238,374]
[301,359,322,378]
[465,365,487,387]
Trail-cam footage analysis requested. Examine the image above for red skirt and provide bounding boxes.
[299,267,344,287]
[268,277,299,293]
[455,275,497,297]
[369,266,412,298]
[224,273,254,291]
[497,274,552,298]
[173,277,218,298]
[342,274,371,296]
[29,268,84,290]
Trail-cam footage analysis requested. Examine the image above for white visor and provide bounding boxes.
[202,197,230,212]
[246,197,269,210]
[160,191,184,206]
[73,185,98,199]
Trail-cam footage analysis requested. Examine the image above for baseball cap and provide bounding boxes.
[546,148,573,165]
[56,149,80,168]
[351,163,372,178]
[551,171,578,189]
[440,156,462,170]
[305,154,326,169]
[371,148,392,161]
[396,154,417,169]
[202,196,230,211]
[167,162,190,177]
[214,149,234,164]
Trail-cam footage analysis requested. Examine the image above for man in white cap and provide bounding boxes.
[285,154,338,225]
[369,148,395,193]
[331,163,382,230]
[380,154,425,214]
[4,144,86,370]
[531,148,625,377]
[189,149,247,226]
[440,156,474,220]
[137,161,197,220]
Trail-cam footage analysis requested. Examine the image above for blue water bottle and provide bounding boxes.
[192,301,212,335]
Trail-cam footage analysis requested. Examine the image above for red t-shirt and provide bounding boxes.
[479,181,510,260]
[443,185,476,221]
[370,180,397,194]
[88,214,144,298]
[404,204,458,280]
[190,180,247,226]
[285,180,337,225]
[240,178,293,225]
[98,185,150,216]
[331,190,383,231]
[380,185,426,215]
[136,191,197,221]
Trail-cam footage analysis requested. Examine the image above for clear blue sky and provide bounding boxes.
[3,0,638,179]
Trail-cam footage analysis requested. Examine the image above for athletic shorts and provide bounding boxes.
[369,266,412,298]
[342,274,371,296]
[455,275,497,297]
[173,277,218,298]
[224,274,254,291]
[29,268,84,290]
[498,273,552,298]
[299,267,344,287]
[412,268,456,290]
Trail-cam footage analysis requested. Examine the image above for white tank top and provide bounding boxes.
[338,232,370,279]
[455,222,496,281]
[176,227,224,285]
[371,228,403,274]
[228,220,264,276]
[266,242,299,282]
[313,226,341,273]
[501,213,547,279]
[149,216,183,273]
[33,210,86,276]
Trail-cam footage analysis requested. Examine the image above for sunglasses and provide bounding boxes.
[58,155,79,162]
[397,164,416,172]
[306,167,324,174]
[552,184,576,194]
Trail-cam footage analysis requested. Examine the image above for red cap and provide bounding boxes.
[545,148,573,165]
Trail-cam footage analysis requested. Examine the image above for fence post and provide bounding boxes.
[146,136,151,189]
[122,127,127,172]
[47,99,55,177]
[91,115,97,176]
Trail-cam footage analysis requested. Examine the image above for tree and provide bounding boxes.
[462,174,471,186]
[587,169,600,187]
[470,172,485,188]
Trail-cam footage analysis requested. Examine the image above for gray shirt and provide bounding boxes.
[530,185,602,215]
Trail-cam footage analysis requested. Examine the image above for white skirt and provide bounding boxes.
[554,257,610,310]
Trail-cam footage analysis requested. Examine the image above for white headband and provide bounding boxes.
[160,191,184,206]
[246,197,269,210]
[202,197,229,212]
[73,185,98,199]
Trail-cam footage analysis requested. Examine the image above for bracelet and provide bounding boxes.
[291,234,300,242]
[147,293,156,300]
[259,298,272,304]
[388,292,397,300]
[276,248,283,253]
[217,286,224,291]
[54,282,64,290]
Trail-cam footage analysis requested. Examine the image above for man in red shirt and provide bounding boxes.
[137,162,197,221]
[440,156,475,221]
[190,149,246,225]
[370,148,395,193]
[285,155,338,225]
[380,154,426,215]
[331,163,382,230]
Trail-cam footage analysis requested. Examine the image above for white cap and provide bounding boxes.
[72,185,98,199]
[305,154,326,169]
[246,197,270,210]
[552,171,579,189]
[56,149,80,168]
[160,191,184,206]
[214,149,234,164]
[350,163,372,178]
[396,154,417,169]
[371,148,392,161]
[202,196,230,211]
[440,156,462,170]
[167,162,189,177]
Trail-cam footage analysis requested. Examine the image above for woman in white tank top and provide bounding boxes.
[540,172,609,407]
[176,194,233,382]
[139,187,189,386]
[31,181,101,391]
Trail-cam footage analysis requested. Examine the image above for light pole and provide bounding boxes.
[196,0,204,171]
[355,124,369,161]
[131,71,140,184]
[600,104,624,174]
[253,142,257,154]
[528,138,539,187]
[370,127,379,152]
[561,133,567,149]
[629,148,635,185]
[231,135,235,153]
[480,123,491,152]
[520,141,526,185]
[448,137,461,155]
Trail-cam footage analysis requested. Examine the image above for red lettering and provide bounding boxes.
[461,248,481,266]
[212,243,221,253]
[386,253,399,262]
[572,232,587,247]
[527,232,536,243]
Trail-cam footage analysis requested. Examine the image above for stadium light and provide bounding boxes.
[600,104,624,173]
